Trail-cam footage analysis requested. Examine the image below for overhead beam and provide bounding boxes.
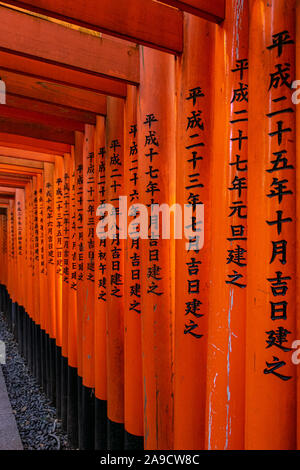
[158,1,225,23]
[0,105,85,132]
[0,133,71,155]
[0,116,74,144]
[0,186,16,194]
[0,176,30,187]
[0,5,139,83]
[1,70,107,114]
[0,146,56,163]
[0,164,42,176]
[0,0,183,54]
[0,156,44,168]
[6,93,97,124]
[0,51,127,98]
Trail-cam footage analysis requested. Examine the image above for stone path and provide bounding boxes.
[0,364,23,450]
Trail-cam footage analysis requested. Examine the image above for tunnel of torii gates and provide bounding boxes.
[1,0,300,452]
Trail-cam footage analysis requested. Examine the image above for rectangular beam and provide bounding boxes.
[0,105,85,132]
[0,70,107,114]
[159,1,225,23]
[6,93,97,125]
[0,156,44,168]
[0,187,17,194]
[0,133,70,155]
[0,180,28,188]
[0,5,139,83]
[0,164,42,176]
[0,117,74,145]
[1,0,183,54]
[0,146,55,163]
[0,51,127,98]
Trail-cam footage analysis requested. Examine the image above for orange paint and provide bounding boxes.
[246,0,296,450]
[54,156,64,347]
[82,124,96,389]
[124,85,143,438]
[205,0,249,450]
[137,47,176,450]
[67,147,78,369]
[174,13,213,450]
[94,115,107,401]
[106,96,125,425]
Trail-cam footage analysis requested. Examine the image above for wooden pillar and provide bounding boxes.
[296,0,300,451]
[67,147,79,447]
[24,183,31,315]
[54,156,64,350]
[37,172,46,335]
[62,153,72,362]
[94,115,108,449]
[105,96,125,448]
[15,188,25,310]
[174,13,213,450]
[44,163,56,342]
[204,0,248,450]
[74,131,84,382]
[79,124,96,449]
[32,176,40,327]
[138,47,176,450]
[67,147,78,370]
[124,85,143,446]
[246,0,296,449]
[61,152,72,431]
[27,180,35,321]
[82,125,96,390]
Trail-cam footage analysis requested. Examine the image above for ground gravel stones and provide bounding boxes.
[0,312,74,450]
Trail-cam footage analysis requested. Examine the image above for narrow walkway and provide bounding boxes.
[0,364,23,450]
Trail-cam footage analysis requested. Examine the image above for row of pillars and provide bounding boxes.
[0,0,299,450]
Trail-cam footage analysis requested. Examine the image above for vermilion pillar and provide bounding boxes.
[27,180,34,321]
[32,175,40,327]
[246,0,296,449]
[204,0,249,450]
[66,147,79,447]
[54,156,64,351]
[94,115,108,450]
[105,96,125,448]
[67,148,78,371]
[296,0,300,451]
[174,13,214,450]
[44,162,56,342]
[124,85,143,446]
[80,124,96,448]
[61,152,72,431]
[15,188,25,310]
[62,153,72,363]
[138,47,176,450]
[82,125,96,390]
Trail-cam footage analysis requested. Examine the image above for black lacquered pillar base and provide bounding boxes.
[124,430,144,450]
[107,419,125,451]
[48,337,56,405]
[61,355,68,432]
[94,397,108,450]
[67,364,78,448]
[55,345,62,418]
[78,381,95,450]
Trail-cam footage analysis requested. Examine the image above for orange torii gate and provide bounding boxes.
[1,0,300,453]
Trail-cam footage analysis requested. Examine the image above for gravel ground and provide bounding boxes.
[0,312,74,450]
